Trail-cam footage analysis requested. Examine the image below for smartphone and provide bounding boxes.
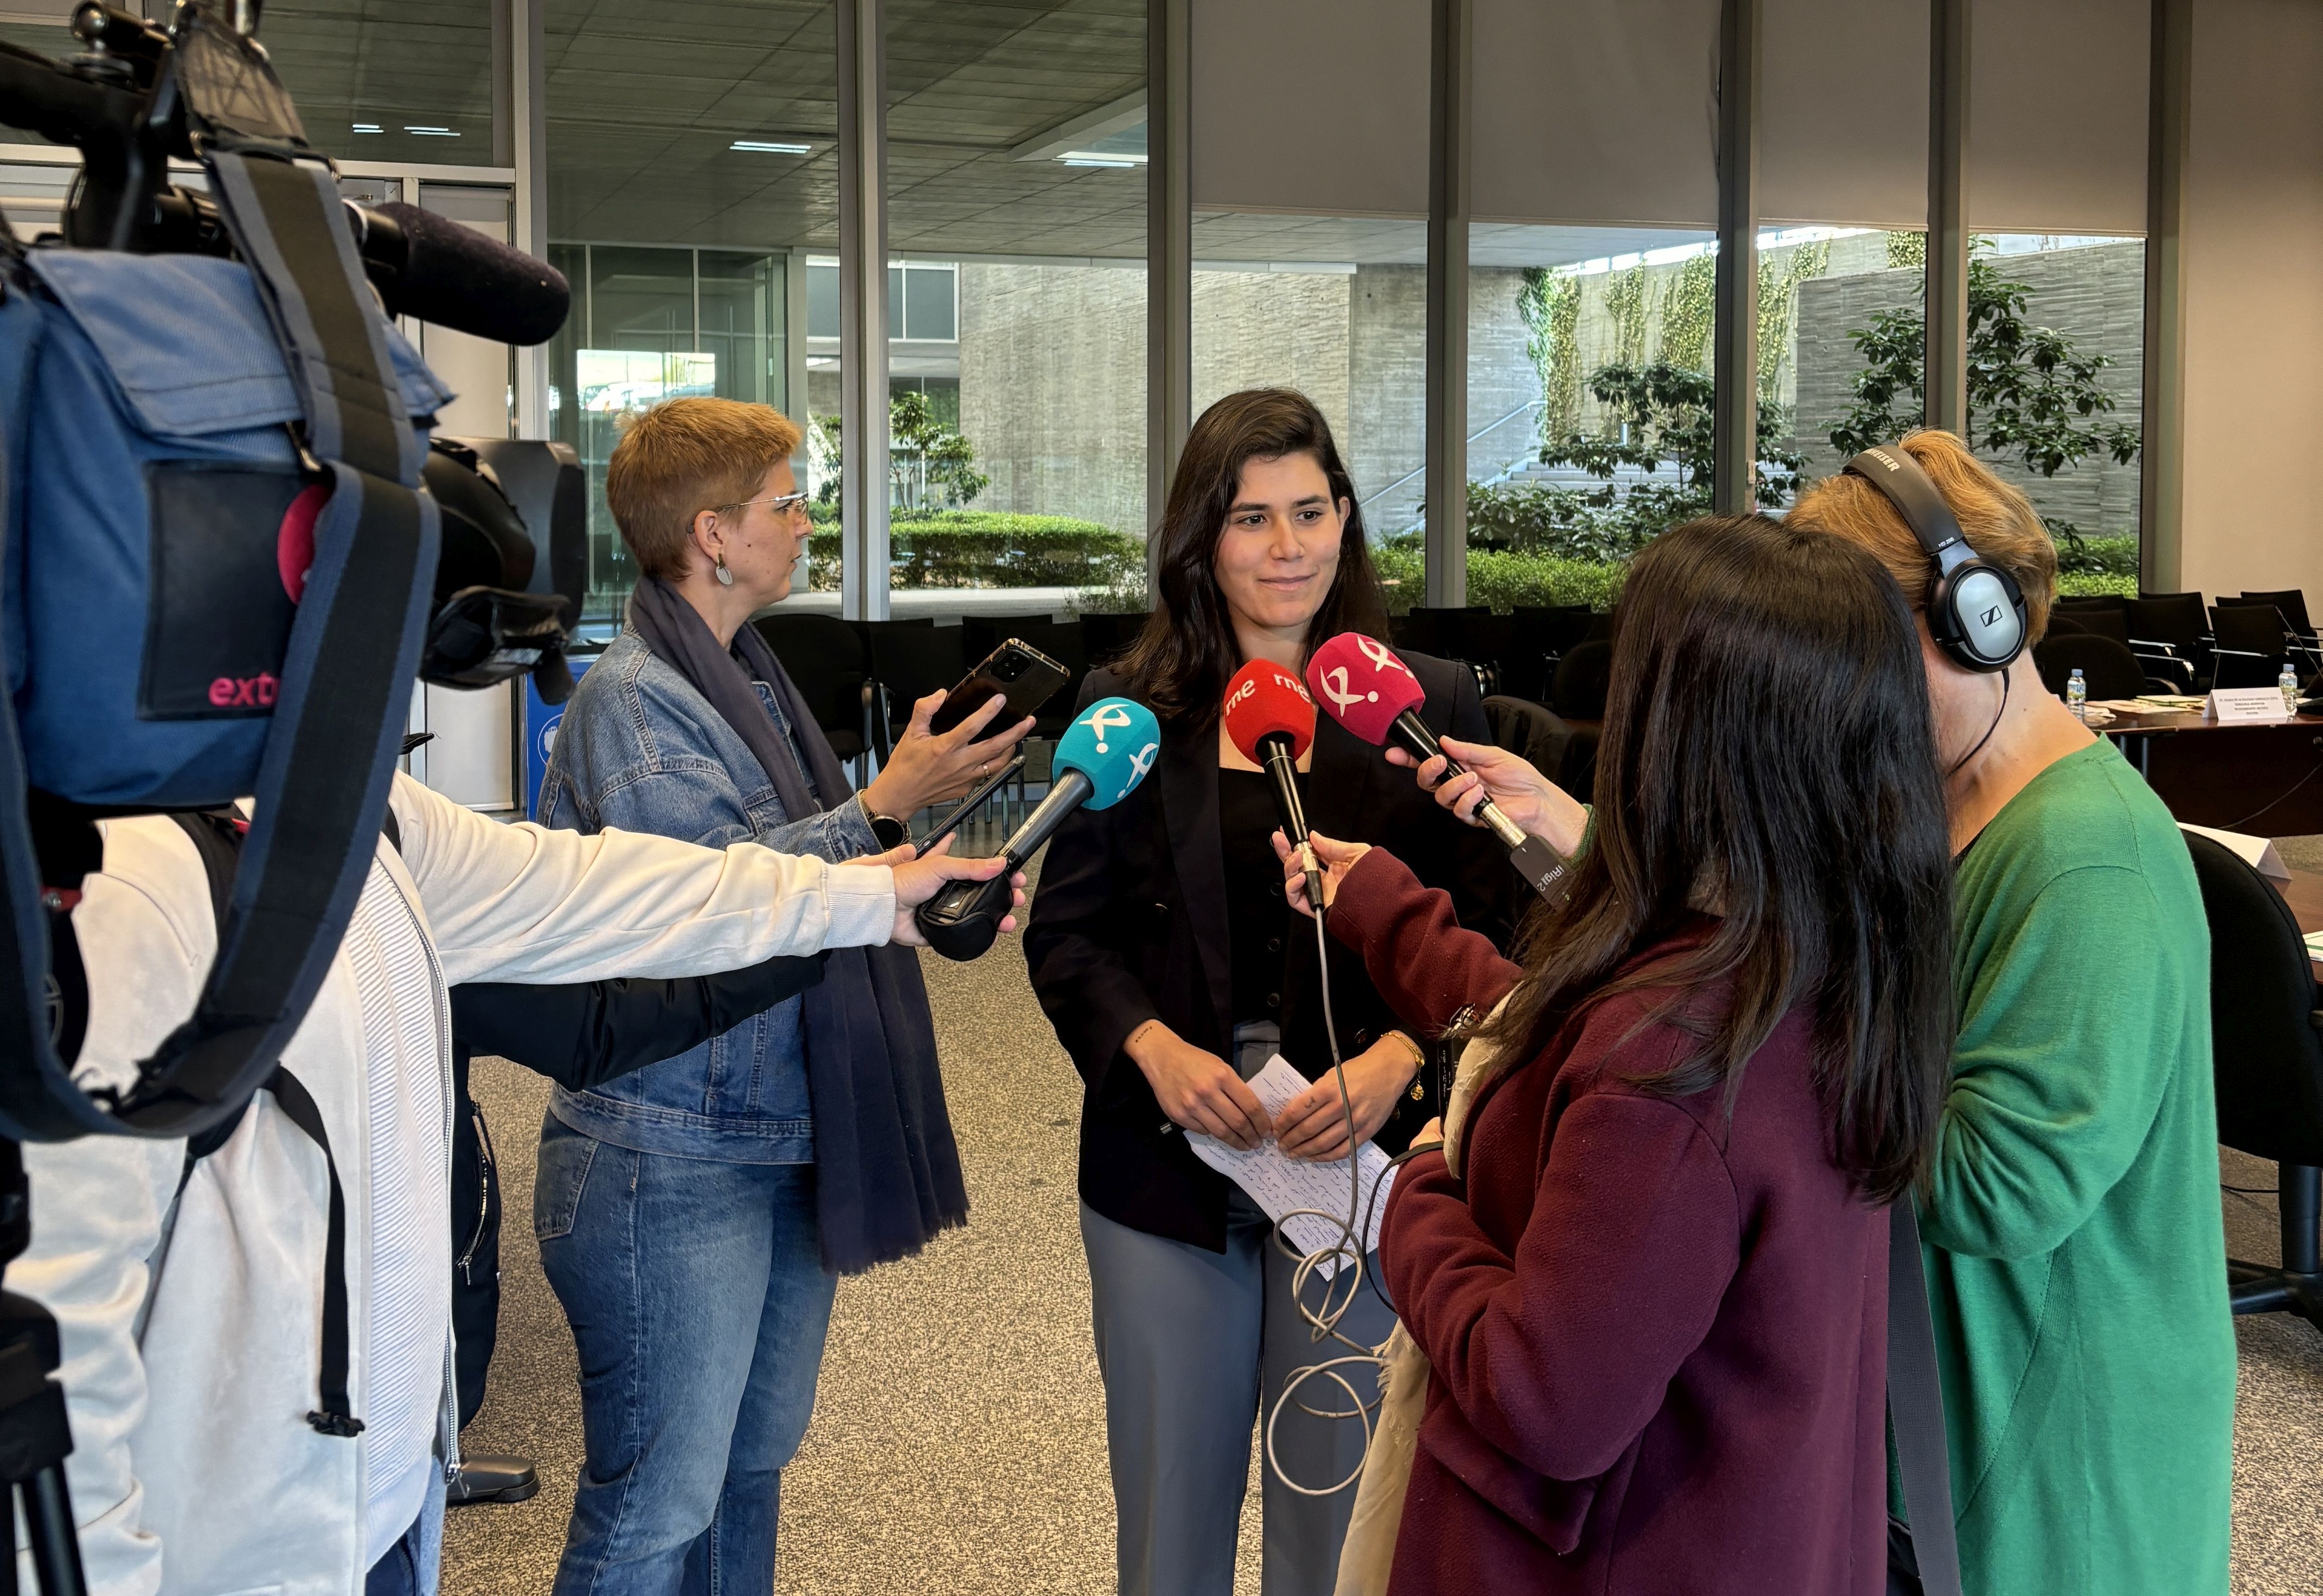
[928,639,1070,735]
[914,755,1026,857]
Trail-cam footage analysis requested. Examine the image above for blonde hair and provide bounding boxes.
[605,398,803,581]
[1787,429,2057,645]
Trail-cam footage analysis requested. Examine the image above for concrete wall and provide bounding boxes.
[817,259,1538,544]
[1793,240,2146,536]
[2175,0,2323,603]
[1191,269,1356,450]
[957,264,1147,537]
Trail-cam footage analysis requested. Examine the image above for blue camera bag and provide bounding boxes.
[0,143,446,1142]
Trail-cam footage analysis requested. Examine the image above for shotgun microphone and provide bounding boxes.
[1222,660,1326,914]
[914,697,1160,960]
[1305,633,1569,900]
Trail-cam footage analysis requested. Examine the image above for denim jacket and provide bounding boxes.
[538,629,880,1162]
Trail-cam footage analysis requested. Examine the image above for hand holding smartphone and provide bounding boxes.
[928,639,1071,735]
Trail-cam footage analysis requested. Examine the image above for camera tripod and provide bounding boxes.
[0,1141,86,1596]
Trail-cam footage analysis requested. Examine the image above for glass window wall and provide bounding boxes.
[1191,213,1427,609]
[545,0,839,627]
[882,0,1148,617]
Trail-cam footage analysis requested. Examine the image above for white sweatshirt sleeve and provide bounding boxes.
[386,774,900,989]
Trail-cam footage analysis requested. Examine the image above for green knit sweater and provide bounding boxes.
[1916,739,2236,1593]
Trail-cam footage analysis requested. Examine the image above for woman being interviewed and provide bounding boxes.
[1288,514,1958,1594]
[1025,387,1517,1596]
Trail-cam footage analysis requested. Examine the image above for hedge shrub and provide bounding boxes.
[806,511,1141,591]
[1373,545,1626,614]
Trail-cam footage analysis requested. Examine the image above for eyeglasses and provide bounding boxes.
[714,491,812,519]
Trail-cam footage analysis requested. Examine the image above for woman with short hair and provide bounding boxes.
[1025,388,1518,1596]
[1788,431,2235,1594]
[536,396,1031,1595]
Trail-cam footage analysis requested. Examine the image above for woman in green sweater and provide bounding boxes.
[1786,432,2234,1591]
[1400,431,2235,1594]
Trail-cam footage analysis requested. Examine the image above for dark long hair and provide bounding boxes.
[1118,388,1390,722]
[1479,514,1955,1201]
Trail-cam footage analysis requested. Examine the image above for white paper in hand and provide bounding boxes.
[1186,1054,1397,1278]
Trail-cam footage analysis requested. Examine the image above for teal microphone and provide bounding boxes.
[915,696,1161,961]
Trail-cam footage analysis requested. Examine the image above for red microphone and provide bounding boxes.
[1304,633,1569,900]
[1223,661,1326,913]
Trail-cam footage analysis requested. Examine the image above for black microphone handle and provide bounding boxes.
[914,770,1094,962]
[1257,732,1327,915]
[1387,710,1567,899]
[1256,732,1311,842]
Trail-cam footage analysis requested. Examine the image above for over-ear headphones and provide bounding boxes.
[1841,445,2027,674]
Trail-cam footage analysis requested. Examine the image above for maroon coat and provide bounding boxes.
[1333,849,1889,1596]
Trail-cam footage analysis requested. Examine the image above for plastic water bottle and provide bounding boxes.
[2066,668,2087,721]
[2283,663,2302,716]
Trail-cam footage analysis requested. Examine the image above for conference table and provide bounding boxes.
[2281,866,2323,975]
[2096,708,2323,835]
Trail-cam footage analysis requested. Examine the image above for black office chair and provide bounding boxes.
[2055,592,2129,618]
[2226,592,2323,676]
[2187,830,2323,1328]
[2052,605,2131,648]
[1506,604,1593,702]
[2243,589,2316,640]
[1549,638,1613,721]
[1481,694,1569,781]
[2210,602,2292,690]
[2031,635,2149,701]
[2125,592,2212,690]
[862,620,966,762]
[1079,611,1149,671]
[751,612,872,762]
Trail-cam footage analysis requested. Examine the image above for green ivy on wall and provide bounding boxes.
[1521,267,1584,445]
[1606,264,1651,373]
[1756,239,1831,405]
[1656,254,1718,373]
[1885,230,1927,270]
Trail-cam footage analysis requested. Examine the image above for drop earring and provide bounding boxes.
[715,553,734,588]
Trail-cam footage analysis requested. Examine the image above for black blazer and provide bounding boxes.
[1025,653,1519,1252]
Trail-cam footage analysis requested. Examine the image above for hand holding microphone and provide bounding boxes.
[1270,830,1372,918]
[914,696,1162,960]
[883,837,1026,949]
[1304,633,1572,899]
[1389,735,1591,860]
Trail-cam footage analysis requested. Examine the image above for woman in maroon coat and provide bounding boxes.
[1281,514,1959,1594]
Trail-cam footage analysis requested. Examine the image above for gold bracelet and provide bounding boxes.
[1382,1030,1427,1075]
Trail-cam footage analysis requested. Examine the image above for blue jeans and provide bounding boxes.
[365,1466,448,1596]
[536,1109,837,1596]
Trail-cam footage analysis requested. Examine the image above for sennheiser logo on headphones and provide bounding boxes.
[1863,448,1902,473]
[1981,604,2005,628]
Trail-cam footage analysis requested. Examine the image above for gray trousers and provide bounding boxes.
[1080,1181,1395,1596]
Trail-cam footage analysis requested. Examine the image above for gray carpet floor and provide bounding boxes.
[445,934,1268,1595]
[447,927,2323,1596]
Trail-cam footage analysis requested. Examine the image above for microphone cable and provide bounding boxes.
[1260,899,1393,1498]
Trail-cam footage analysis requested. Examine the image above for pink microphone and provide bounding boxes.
[1304,632,1569,900]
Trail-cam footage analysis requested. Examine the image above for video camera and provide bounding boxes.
[0,7,584,1581]
[0,0,583,1146]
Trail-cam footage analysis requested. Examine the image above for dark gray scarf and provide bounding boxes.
[627,578,967,1273]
